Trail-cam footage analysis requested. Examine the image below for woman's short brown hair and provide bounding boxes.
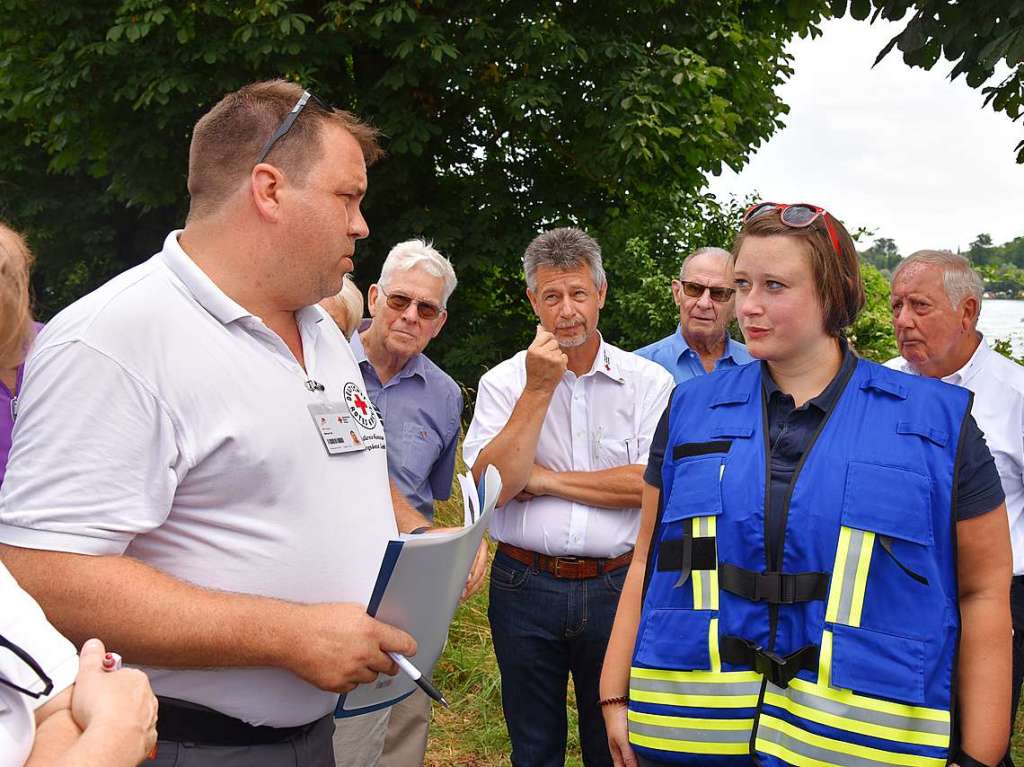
[187,79,383,220]
[731,207,865,337]
[0,222,36,370]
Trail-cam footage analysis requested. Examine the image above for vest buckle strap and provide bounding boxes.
[719,563,830,604]
[720,636,819,689]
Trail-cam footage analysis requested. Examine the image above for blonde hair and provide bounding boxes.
[320,274,364,339]
[0,223,36,369]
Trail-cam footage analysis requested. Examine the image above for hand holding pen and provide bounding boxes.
[387,652,449,708]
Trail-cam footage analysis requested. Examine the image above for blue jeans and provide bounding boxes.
[488,549,627,767]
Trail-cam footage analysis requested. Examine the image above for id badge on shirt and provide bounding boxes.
[308,402,367,455]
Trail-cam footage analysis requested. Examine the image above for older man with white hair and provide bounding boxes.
[885,249,1024,767]
[635,246,752,383]
[332,238,469,767]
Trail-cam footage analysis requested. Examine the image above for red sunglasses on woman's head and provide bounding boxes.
[742,202,842,258]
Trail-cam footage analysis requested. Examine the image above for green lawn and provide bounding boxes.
[426,475,1024,765]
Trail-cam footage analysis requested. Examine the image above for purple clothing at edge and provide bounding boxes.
[0,322,42,487]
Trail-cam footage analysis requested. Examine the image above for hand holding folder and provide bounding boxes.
[335,465,502,717]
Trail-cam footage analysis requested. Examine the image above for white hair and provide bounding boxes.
[679,246,731,280]
[378,239,457,306]
[891,249,984,311]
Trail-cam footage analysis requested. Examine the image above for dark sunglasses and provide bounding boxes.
[678,280,735,303]
[380,287,444,320]
[0,633,54,699]
[743,201,842,258]
[255,89,331,165]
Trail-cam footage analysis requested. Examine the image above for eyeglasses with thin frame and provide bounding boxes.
[254,90,331,166]
[676,280,736,303]
[380,287,444,321]
[0,633,54,700]
[743,201,842,258]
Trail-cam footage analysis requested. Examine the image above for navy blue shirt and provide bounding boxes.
[645,349,1005,543]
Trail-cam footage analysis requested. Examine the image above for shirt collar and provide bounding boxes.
[942,334,988,387]
[353,318,428,383]
[157,230,252,325]
[762,338,857,413]
[676,325,742,363]
[578,333,626,384]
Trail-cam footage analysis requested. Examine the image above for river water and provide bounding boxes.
[978,299,1024,358]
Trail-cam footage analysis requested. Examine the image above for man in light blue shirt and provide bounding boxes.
[333,239,462,767]
[635,246,753,383]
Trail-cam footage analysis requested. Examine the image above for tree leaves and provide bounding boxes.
[850,0,1024,162]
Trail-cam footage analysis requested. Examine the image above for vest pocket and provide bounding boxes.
[830,623,926,705]
[663,454,724,524]
[635,608,713,670]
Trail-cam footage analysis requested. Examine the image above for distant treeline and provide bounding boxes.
[860,233,1024,298]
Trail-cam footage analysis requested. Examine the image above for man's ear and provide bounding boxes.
[597,281,607,310]
[367,284,380,318]
[432,310,448,338]
[671,279,683,307]
[250,165,286,222]
[961,295,980,331]
[527,287,540,318]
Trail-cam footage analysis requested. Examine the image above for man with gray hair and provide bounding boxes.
[332,238,485,767]
[635,246,753,383]
[464,227,673,766]
[885,249,1024,766]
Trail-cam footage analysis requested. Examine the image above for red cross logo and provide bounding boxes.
[353,394,369,415]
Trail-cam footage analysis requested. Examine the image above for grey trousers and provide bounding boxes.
[150,713,335,767]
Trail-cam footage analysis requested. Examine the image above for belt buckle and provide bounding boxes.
[554,556,580,578]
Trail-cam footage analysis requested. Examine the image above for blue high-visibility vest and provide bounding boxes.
[629,358,970,767]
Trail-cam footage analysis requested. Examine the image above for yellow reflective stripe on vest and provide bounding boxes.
[826,527,875,627]
[755,714,946,767]
[630,666,761,708]
[628,709,753,755]
[691,516,719,610]
[709,617,721,673]
[764,683,950,748]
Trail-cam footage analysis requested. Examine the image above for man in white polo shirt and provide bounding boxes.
[886,249,1024,767]
[464,228,673,767]
[0,80,430,766]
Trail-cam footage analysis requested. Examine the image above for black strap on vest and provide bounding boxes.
[657,536,717,588]
[720,636,819,689]
[954,751,993,767]
[718,563,830,604]
[877,535,930,586]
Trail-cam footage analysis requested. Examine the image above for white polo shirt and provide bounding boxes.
[463,338,674,558]
[887,337,1024,575]
[0,561,78,767]
[0,231,396,727]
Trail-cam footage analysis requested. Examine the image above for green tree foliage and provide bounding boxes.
[859,236,901,274]
[0,0,831,385]
[835,0,1024,161]
[848,261,898,362]
[967,232,996,265]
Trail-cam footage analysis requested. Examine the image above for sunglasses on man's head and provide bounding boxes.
[255,89,332,165]
[742,201,842,258]
[678,280,735,303]
[380,287,444,320]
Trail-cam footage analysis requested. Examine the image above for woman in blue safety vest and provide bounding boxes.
[599,203,1012,767]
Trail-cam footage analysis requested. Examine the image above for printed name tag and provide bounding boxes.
[308,402,367,455]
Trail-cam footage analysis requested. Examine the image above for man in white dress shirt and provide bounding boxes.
[886,249,1024,767]
[463,228,674,767]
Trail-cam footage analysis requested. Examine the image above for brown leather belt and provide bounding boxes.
[497,541,633,580]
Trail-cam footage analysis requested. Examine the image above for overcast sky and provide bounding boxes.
[706,16,1024,255]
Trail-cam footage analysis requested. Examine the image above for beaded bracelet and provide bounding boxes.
[599,695,629,707]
